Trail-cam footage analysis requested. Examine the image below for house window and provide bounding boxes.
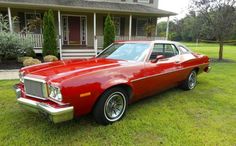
[138,0,150,3]
[24,12,42,34]
[113,17,120,36]
[136,18,148,36]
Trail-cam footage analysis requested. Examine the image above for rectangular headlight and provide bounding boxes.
[49,85,63,102]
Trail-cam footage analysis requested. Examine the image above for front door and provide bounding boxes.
[68,17,80,44]
[142,43,182,97]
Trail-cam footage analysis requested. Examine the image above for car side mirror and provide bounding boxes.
[151,55,165,63]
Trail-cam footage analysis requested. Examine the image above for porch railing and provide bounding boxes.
[18,34,166,50]
[18,33,44,48]
[97,36,166,48]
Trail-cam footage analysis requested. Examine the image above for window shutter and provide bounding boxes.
[18,12,25,32]
[120,17,125,36]
[149,0,154,4]
[132,18,137,36]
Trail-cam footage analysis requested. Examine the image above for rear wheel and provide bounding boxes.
[93,87,128,125]
[181,70,197,90]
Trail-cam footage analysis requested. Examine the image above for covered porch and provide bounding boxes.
[1,2,175,59]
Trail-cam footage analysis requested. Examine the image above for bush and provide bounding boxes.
[43,55,58,62]
[17,56,33,63]
[42,10,58,57]
[103,15,115,49]
[0,32,34,62]
[25,47,36,58]
[23,58,41,67]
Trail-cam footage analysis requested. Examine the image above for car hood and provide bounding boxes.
[22,58,127,82]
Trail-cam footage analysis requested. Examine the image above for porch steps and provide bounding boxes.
[61,49,96,60]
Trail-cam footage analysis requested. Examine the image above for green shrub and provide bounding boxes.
[0,32,34,62]
[23,58,41,67]
[42,10,58,57]
[103,14,115,49]
[43,55,58,62]
[24,47,36,58]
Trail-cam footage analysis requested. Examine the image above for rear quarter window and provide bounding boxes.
[178,45,191,54]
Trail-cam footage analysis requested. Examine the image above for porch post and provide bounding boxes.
[129,14,132,40]
[94,13,97,55]
[58,10,63,60]
[155,17,158,36]
[7,7,13,33]
[165,16,170,40]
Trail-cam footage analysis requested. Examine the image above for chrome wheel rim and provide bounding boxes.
[188,71,197,89]
[104,92,126,122]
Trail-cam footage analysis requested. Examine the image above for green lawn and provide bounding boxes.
[0,43,236,146]
[185,42,236,61]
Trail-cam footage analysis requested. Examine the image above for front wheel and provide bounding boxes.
[181,70,197,90]
[93,87,128,125]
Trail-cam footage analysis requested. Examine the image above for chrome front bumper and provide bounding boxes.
[14,85,74,123]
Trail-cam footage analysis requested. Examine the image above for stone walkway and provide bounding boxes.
[0,69,19,80]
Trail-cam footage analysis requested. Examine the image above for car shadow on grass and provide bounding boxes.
[28,87,184,128]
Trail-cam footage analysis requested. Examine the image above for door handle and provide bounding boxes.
[175,61,180,64]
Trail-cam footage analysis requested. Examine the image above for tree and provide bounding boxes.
[156,20,183,41]
[191,0,236,61]
[42,10,57,57]
[103,14,115,49]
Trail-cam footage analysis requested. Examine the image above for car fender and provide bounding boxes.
[101,76,134,94]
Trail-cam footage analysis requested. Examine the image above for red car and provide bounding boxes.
[14,40,211,125]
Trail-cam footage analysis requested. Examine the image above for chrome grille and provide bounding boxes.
[24,78,47,99]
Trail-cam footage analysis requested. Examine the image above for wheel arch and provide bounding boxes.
[92,83,133,113]
[193,67,200,74]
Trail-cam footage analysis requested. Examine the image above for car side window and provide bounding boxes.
[179,45,191,54]
[149,44,164,60]
[164,44,179,58]
[149,44,179,60]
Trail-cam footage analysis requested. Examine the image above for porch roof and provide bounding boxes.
[0,0,176,17]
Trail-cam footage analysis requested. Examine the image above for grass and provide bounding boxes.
[0,43,236,145]
[185,42,236,61]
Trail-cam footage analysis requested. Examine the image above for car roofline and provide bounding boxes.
[115,40,180,45]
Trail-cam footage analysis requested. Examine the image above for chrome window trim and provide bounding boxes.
[146,43,181,62]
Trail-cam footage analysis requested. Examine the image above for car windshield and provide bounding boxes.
[97,43,150,61]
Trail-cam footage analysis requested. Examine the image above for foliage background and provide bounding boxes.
[157,11,236,42]
[103,14,115,49]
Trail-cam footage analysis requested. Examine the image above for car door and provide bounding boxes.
[142,43,182,97]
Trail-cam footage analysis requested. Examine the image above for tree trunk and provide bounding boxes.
[219,41,224,61]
